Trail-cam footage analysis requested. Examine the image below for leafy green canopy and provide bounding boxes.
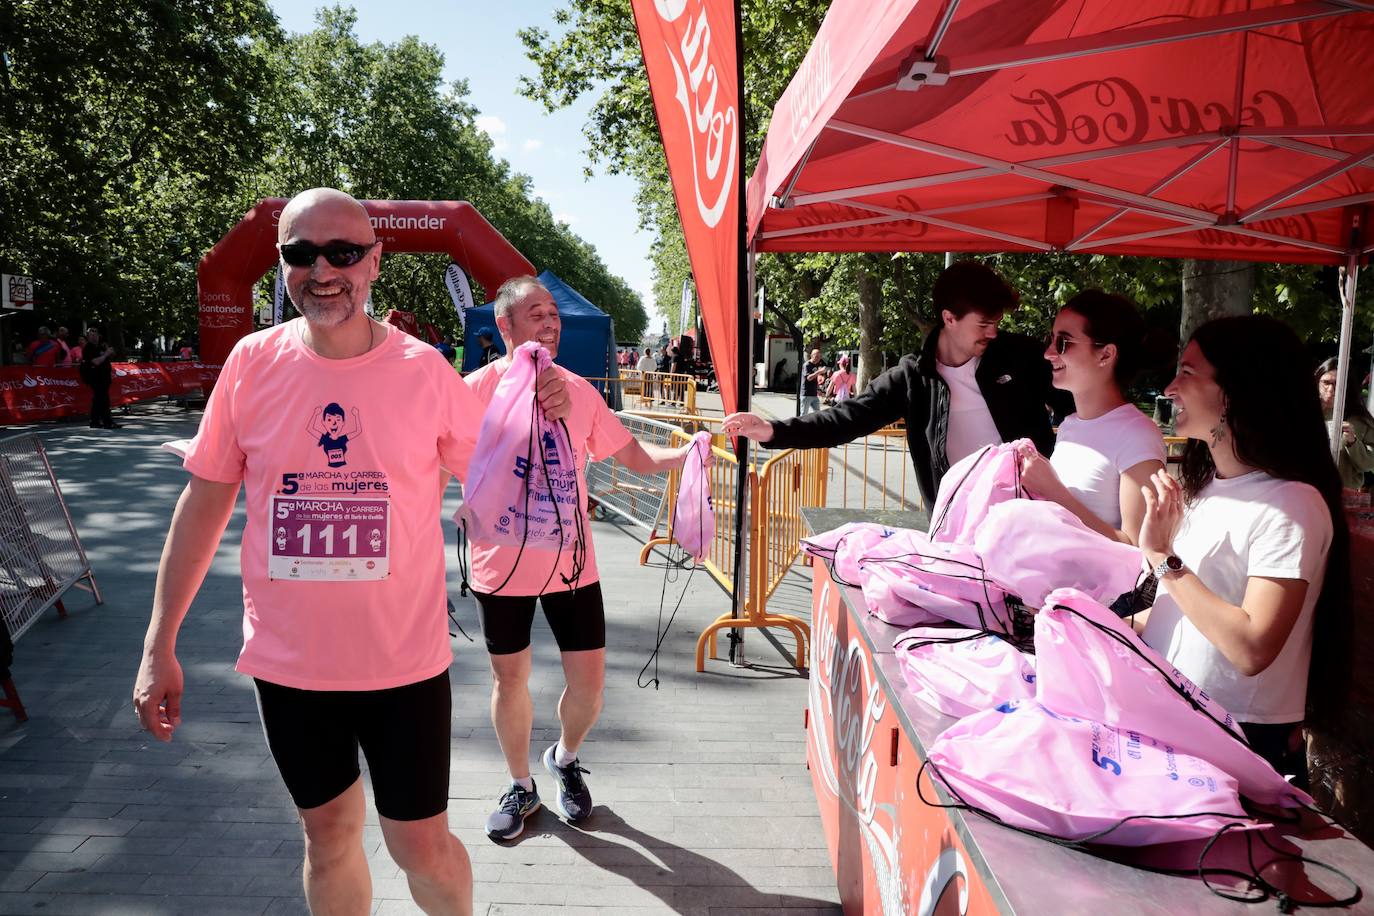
[0,3,646,350]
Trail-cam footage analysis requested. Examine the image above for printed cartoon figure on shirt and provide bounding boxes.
[306,402,362,468]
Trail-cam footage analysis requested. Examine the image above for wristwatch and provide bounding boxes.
[1152,554,1184,580]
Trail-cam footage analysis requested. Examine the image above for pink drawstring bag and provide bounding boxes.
[928,440,1029,544]
[1034,588,1313,808]
[894,627,1036,719]
[672,432,715,561]
[801,522,899,587]
[925,699,1254,846]
[973,500,1144,609]
[457,341,579,548]
[858,529,1017,634]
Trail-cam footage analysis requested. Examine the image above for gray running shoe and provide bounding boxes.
[542,745,593,823]
[486,781,540,841]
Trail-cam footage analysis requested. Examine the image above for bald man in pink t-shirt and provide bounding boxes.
[132,189,570,916]
[469,276,696,842]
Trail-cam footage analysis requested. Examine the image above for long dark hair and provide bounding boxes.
[1315,356,1373,425]
[1180,316,1349,726]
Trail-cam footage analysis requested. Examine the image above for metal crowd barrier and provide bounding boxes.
[827,422,922,512]
[0,434,102,720]
[585,413,679,536]
[590,371,697,415]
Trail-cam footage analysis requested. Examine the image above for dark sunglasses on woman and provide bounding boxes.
[1048,331,1104,355]
[278,240,379,268]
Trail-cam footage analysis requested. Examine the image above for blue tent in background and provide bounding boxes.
[461,271,617,393]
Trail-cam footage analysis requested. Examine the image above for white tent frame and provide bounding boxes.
[762,0,1372,455]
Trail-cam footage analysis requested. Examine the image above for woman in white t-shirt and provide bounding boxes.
[1017,290,1166,544]
[1136,316,1348,786]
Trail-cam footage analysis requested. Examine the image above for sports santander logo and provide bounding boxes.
[655,0,737,228]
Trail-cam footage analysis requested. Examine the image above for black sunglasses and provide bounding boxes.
[1049,332,1104,356]
[278,240,378,268]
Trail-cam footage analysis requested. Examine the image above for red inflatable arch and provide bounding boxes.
[197,198,535,365]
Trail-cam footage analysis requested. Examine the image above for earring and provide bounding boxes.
[1210,411,1228,447]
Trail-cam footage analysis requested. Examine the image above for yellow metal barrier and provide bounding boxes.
[595,371,697,415]
[829,422,922,511]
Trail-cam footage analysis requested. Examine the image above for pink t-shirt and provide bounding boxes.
[464,359,633,596]
[182,319,480,691]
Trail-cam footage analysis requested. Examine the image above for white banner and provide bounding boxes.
[678,277,693,340]
[272,268,285,325]
[2,274,35,311]
[444,263,473,332]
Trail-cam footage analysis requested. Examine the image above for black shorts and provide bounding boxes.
[475,582,606,655]
[253,670,451,821]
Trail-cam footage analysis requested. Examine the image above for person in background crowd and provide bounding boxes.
[1137,316,1348,787]
[724,261,1062,507]
[435,336,456,363]
[658,346,673,374]
[178,340,195,361]
[1016,290,1167,545]
[67,334,83,366]
[56,327,74,365]
[636,348,656,375]
[1316,356,1374,492]
[477,327,501,367]
[26,326,67,367]
[80,329,118,429]
[800,349,825,415]
[826,354,855,403]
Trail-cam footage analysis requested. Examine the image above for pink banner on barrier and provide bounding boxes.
[0,362,222,425]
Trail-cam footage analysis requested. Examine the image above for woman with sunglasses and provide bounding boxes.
[1017,290,1166,544]
[1136,316,1348,784]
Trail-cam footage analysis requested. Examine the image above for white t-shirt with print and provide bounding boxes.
[1141,472,1332,724]
[936,357,1002,465]
[1050,404,1166,529]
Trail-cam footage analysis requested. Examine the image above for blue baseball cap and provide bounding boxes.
[477,326,495,340]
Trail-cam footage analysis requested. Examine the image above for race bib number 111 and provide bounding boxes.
[268,495,390,581]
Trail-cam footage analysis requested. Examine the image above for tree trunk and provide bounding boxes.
[856,263,883,394]
[1179,259,1255,344]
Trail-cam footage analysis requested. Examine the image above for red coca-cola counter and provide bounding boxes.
[801,507,1374,915]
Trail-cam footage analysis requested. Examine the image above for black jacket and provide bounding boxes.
[768,330,1065,507]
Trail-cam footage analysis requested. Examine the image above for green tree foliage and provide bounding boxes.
[0,0,282,349]
[0,3,645,355]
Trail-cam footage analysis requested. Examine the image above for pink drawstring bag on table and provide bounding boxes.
[671,432,716,561]
[973,499,1144,609]
[1034,588,1314,808]
[924,699,1254,846]
[858,529,1017,634]
[801,522,900,587]
[894,626,1036,719]
[456,341,580,549]
[927,440,1029,544]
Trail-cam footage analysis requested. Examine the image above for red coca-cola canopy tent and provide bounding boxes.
[746,0,1374,450]
[748,0,1374,263]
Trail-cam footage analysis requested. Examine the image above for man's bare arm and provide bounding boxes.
[133,476,240,741]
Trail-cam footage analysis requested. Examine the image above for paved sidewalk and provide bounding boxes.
[0,410,840,915]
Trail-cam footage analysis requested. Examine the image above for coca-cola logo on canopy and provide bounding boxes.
[1005,77,1298,148]
[654,0,737,228]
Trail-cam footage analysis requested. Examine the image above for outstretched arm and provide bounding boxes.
[612,438,693,475]
[345,406,363,439]
[134,476,240,742]
[305,405,324,437]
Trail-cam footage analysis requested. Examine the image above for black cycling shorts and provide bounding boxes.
[253,670,451,821]
[474,582,606,655]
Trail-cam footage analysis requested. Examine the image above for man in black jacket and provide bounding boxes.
[722,261,1063,508]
